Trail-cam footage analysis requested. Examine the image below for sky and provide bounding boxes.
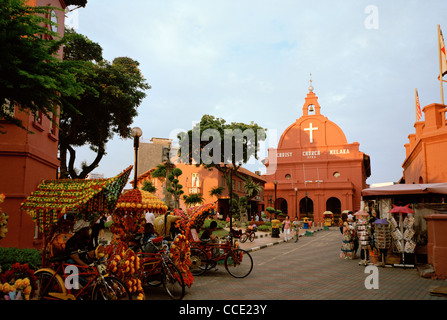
[66,0,447,187]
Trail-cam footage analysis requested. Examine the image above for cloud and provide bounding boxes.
[70,0,447,186]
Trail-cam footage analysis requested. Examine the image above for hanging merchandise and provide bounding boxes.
[373,219,391,266]
[354,210,370,265]
[374,219,391,249]
[389,205,415,268]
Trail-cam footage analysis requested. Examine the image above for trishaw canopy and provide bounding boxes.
[21,166,132,231]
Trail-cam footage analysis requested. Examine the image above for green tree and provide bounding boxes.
[243,176,262,220]
[58,29,150,178]
[183,193,205,208]
[0,0,83,131]
[142,180,156,193]
[209,186,224,202]
[167,168,184,209]
[177,115,266,229]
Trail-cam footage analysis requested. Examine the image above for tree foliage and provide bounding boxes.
[59,29,150,178]
[177,114,266,222]
[167,168,184,209]
[0,0,83,131]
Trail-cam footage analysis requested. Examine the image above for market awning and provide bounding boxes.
[362,182,447,196]
[21,166,132,230]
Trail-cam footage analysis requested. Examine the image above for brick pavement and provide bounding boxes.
[178,228,447,300]
[103,227,447,300]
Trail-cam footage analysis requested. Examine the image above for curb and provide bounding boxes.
[244,239,285,253]
[243,226,326,253]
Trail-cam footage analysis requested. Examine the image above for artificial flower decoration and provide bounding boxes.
[105,242,145,300]
[0,194,8,239]
[0,263,37,300]
[20,166,132,232]
[174,203,216,241]
[114,189,168,214]
[169,234,194,287]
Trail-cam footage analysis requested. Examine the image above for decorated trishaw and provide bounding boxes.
[106,188,191,300]
[19,166,133,300]
[323,211,334,227]
[173,203,253,278]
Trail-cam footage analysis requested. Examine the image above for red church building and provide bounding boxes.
[263,82,371,224]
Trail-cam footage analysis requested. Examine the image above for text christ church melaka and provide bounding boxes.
[263,81,371,223]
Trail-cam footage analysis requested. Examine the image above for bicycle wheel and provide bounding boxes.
[224,248,253,278]
[239,233,248,243]
[34,270,66,300]
[92,276,132,300]
[249,232,255,242]
[162,261,185,300]
[189,247,208,276]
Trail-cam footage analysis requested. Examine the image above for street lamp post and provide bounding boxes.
[294,187,298,219]
[131,127,143,189]
[273,180,277,219]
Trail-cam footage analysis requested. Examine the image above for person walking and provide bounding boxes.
[283,215,291,242]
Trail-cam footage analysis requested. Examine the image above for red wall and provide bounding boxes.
[0,0,65,248]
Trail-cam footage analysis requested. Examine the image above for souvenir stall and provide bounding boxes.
[20,166,133,266]
[373,219,392,266]
[354,210,371,266]
[389,204,415,268]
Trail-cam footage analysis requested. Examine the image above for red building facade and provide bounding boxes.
[0,0,67,248]
[263,86,371,223]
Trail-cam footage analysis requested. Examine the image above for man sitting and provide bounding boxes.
[200,220,219,257]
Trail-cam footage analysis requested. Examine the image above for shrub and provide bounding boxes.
[257,225,271,232]
[0,247,42,272]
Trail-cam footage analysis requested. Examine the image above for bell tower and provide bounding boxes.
[302,73,321,116]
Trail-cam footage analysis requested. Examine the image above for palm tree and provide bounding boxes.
[183,193,205,208]
[243,177,263,220]
[209,186,224,202]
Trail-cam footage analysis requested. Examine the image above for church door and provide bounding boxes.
[326,197,341,221]
[276,198,288,216]
[299,197,314,220]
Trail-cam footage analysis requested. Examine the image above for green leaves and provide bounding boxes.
[59,29,150,178]
[0,1,83,130]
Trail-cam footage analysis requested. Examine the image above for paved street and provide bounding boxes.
[145,228,447,301]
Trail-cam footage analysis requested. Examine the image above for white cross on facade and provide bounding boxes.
[304,123,318,143]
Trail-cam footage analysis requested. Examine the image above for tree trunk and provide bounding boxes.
[67,144,105,179]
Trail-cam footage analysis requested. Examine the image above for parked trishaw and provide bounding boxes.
[323,211,334,227]
[107,188,190,300]
[20,166,133,300]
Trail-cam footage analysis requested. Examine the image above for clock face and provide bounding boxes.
[50,10,58,33]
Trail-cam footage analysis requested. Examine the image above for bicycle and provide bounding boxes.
[134,236,185,300]
[189,234,253,278]
[34,245,131,300]
[239,227,256,243]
